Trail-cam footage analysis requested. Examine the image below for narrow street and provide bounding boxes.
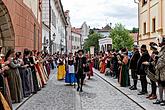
[16,69,145,110]
[79,75,142,110]
[17,70,76,110]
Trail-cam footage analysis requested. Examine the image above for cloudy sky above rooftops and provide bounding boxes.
[61,0,138,29]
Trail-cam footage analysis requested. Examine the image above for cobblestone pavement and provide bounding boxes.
[93,69,165,110]
[17,68,161,110]
[17,70,76,110]
[79,75,143,110]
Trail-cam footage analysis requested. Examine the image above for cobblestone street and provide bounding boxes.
[16,68,147,110]
[79,75,142,110]
[17,70,76,110]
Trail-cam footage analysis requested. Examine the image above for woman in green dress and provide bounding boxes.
[119,49,130,87]
[5,49,23,103]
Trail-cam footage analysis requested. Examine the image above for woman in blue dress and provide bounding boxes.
[65,52,76,85]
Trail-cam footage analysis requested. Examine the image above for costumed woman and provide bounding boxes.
[0,47,12,109]
[65,52,76,85]
[5,49,23,103]
[100,53,107,74]
[57,55,66,80]
[119,48,130,87]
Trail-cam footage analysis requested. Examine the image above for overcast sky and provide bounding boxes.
[61,0,138,30]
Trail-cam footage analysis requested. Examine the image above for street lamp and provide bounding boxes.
[134,0,140,45]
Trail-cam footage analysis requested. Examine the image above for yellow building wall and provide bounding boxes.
[139,0,163,54]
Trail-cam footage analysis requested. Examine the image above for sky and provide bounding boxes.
[61,0,138,30]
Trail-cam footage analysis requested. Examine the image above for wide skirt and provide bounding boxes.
[57,65,66,80]
[0,92,11,110]
[119,65,130,87]
[6,68,23,103]
[65,65,76,83]
[100,62,106,74]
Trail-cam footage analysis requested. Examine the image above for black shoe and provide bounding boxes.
[153,100,163,104]
[77,87,80,91]
[138,91,147,95]
[129,86,134,90]
[160,102,165,106]
[130,87,137,90]
[80,88,83,92]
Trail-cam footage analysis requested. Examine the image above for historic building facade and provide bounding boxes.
[0,0,42,52]
[81,22,90,48]
[139,0,165,50]
[42,0,67,54]
[65,10,72,53]
[71,28,81,54]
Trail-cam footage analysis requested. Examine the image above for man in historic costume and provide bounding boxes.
[153,37,165,106]
[75,49,87,92]
[137,45,150,95]
[143,42,158,100]
[129,45,140,90]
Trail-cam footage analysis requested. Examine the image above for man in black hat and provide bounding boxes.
[129,45,140,90]
[75,49,87,92]
[137,45,150,95]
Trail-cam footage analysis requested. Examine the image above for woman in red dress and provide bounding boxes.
[100,54,107,74]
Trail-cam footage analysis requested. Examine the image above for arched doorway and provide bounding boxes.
[101,45,105,52]
[0,0,15,53]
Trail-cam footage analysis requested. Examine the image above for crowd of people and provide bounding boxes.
[93,37,165,106]
[55,50,94,92]
[1,37,165,109]
[0,48,55,110]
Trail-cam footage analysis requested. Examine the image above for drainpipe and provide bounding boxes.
[49,0,52,54]
[134,0,140,45]
[65,25,68,54]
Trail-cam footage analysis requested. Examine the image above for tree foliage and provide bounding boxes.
[110,23,134,50]
[83,30,102,52]
[130,27,139,33]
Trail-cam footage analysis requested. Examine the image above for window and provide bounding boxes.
[52,9,56,28]
[38,29,40,50]
[152,18,156,32]
[142,0,147,6]
[71,36,74,41]
[143,22,146,34]
[75,37,77,42]
[34,24,36,50]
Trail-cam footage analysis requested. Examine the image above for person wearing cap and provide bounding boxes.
[75,49,87,92]
[129,45,140,90]
[153,37,165,106]
[65,52,77,85]
[143,42,158,100]
[137,45,150,95]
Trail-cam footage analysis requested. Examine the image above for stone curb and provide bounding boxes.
[93,69,165,110]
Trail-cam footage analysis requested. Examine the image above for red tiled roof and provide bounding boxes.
[71,27,81,35]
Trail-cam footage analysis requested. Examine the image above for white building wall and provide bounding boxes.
[71,32,81,54]
[42,24,49,52]
[42,0,66,53]
[51,0,66,53]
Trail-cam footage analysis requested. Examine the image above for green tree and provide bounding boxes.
[83,31,102,52]
[130,27,139,33]
[110,23,134,50]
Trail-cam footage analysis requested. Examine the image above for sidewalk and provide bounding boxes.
[93,69,165,110]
